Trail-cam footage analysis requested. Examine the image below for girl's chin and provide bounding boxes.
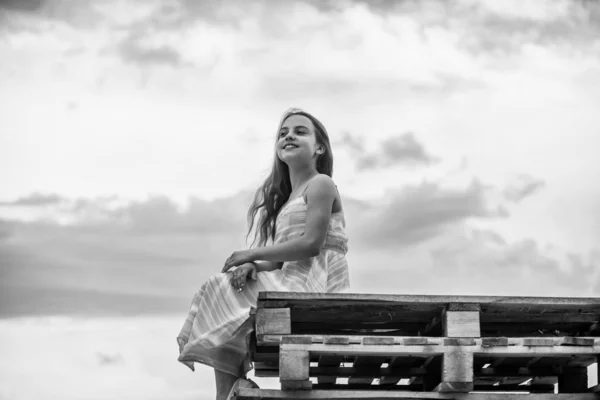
[279,154,308,164]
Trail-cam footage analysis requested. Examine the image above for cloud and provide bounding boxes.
[115,33,186,68]
[335,132,439,171]
[349,224,599,297]
[0,220,13,241]
[0,0,43,12]
[348,179,507,249]
[1,173,597,317]
[0,0,107,31]
[0,192,65,206]
[0,191,256,317]
[96,352,125,366]
[365,133,440,171]
[503,174,546,203]
[428,227,600,296]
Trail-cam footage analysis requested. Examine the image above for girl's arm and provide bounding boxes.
[250,175,337,262]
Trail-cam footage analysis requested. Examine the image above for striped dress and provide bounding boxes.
[176,193,350,377]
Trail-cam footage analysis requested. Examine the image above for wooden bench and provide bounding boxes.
[237,292,600,399]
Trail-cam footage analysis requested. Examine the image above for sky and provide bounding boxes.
[1,0,600,398]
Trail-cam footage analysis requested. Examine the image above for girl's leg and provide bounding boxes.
[214,369,238,400]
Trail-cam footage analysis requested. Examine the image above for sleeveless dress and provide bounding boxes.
[176,191,350,377]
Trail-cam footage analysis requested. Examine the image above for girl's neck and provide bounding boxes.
[288,167,319,194]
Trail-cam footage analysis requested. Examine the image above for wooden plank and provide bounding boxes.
[275,341,600,356]
[257,292,600,338]
[448,303,481,312]
[441,351,473,391]
[253,360,279,378]
[260,334,581,347]
[316,354,342,385]
[496,376,534,386]
[311,365,427,378]
[379,356,416,386]
[476,383,555,392]
[279,348,309,381]
[347,356,386,385]
[323,336,350,345]
[256,308,290,336]
[257,291,600,307]
[292,320,594,336]
[434,382,474,392]
[404,337,430,345]
[363,337,394,345]
[557,366,588,393]
[444,338,476,346]
[478,366,562,377]
[281,336,312,345]
[531,377,559,384]
[280,380,312,390]
[310,382,423,390]
[558,337,594,346]
[236,388,600,399]
[443,310,481,337]
[524,338,556,346]
[482,337,509,347]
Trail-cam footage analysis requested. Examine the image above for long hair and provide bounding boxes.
[246,108,334,248]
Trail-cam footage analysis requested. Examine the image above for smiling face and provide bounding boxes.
[276,114,322,164]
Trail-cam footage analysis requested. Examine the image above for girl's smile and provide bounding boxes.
[277,114,319,161]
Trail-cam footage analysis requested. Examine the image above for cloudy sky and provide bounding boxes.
[1,0,600,398]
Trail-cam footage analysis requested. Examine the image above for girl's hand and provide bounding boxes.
[228,263,257,292]
[222,250,254,273]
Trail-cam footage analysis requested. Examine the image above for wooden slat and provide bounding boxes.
[316,354,341,385]
[557,366,588,393]
[256,308,290,336]
[279,348,309,381]
[440,351,473,392]
[477,383,555,392]
[258,335,600,351]
[443,310,481,338]
[312,365,426,377]
[236,387,600,399]
[278,341,600,358]
[379,356,416,385]
[558,337,595,346]
[257,292,600,337]
[444,338,476,346]
[478,366,562,377]
[312,382,423,390]
[347,356,386,385]
[482,337,509,347]
[258,292,600,307]
[496,376,534,386]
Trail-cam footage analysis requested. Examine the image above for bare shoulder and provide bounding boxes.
[304,174,337,211]
[307,174,336,194]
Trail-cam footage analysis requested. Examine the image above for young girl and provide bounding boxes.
[176,108,350,400]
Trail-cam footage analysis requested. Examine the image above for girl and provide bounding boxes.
[176,108,350,400]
